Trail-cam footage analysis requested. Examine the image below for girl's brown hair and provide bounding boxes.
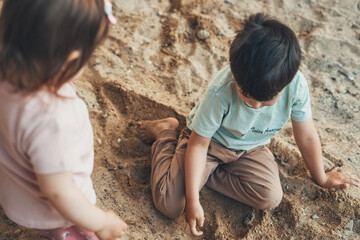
[0,0,109,94]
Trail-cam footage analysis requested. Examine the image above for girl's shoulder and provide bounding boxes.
[0,82,85,137]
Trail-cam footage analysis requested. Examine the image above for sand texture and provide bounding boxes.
[1,0,360,239]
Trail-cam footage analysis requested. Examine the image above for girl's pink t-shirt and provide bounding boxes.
[0,82,96,229]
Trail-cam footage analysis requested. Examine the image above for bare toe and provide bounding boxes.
[139,123,154,144]
[139,118,179,144]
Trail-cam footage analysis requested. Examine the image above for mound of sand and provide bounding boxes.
[1,0,360,239]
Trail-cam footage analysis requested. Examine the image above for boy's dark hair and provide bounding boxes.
[0,0,109,94]
[230,13,301,102]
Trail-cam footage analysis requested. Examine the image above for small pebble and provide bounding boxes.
[117,138,122,143]
[197,29,210,40]
[311,214,319,220]
[344,220,354,231]
[102,113,108,118]
[224,0,233,5]
[97,138,102,144]
[338,70,355,81]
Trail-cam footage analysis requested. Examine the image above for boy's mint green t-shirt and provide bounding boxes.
[186,65,312,151]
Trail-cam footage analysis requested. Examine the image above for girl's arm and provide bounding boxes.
[291,118,360,188]
[37,172,127,240]
[184,131,212,236]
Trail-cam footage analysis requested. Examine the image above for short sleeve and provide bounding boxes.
[25,116,81,175]
[291,74,312,122]
[187,90,228,138]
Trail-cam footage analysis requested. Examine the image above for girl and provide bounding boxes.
[0,0,127,239]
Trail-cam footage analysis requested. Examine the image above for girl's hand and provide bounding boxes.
[185,200,205,236]
[95,211,128,240]
[323,167,360,189]
[37,172,127,239]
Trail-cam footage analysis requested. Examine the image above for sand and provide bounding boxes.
[1,0,360,239]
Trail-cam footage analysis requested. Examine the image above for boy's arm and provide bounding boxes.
[37,172,128,239]
[185,131,212,236]
[291,118,360,188]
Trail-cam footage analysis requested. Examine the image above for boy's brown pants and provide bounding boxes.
[150,128,283,219]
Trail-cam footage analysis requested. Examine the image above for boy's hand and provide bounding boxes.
[185,200,205,236]
[323,167,360,189]
[95,211,128,240]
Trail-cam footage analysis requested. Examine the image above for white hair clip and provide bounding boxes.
[104,0,117,24]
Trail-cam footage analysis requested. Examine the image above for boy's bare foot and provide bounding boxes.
[140,117,179,144]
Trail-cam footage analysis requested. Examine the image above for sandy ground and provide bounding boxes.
[1,0,360,239]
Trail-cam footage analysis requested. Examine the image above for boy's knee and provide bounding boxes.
[153,195,185,219]
[251,183,283,210]
[250,184,283,210]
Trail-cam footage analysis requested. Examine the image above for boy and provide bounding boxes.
[140,13,360,236]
